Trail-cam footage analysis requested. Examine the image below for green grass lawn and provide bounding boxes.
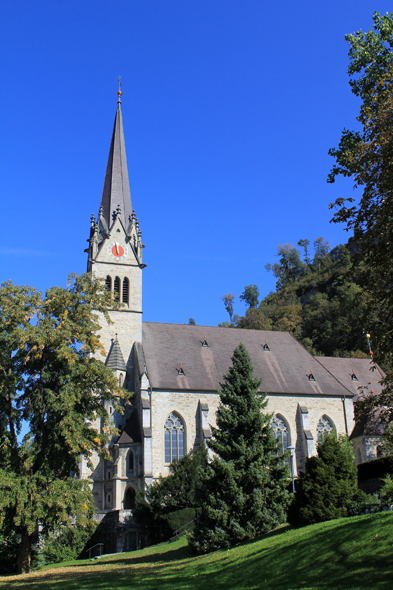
[1,512,392,590]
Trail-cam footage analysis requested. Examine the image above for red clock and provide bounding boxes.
[108,242,128,260]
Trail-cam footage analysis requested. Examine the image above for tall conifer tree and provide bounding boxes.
[190,343,290,553]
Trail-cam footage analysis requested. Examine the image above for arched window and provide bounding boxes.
[119,373,123,387]
[124,487,136,510]
[272,415,290,463]
[122,277,129,305]
[164,412,185,464]
[128,450,134,472]
[105,275,112,291]
[316,415,335,443]
[114,276,120,300]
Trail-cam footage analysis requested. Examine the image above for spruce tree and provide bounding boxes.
[288,433,357,526]
[190,343,290,553]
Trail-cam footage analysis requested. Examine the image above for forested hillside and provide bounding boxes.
[220,238,375,359]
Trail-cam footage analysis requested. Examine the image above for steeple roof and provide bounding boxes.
[99,96,132,229]
[106,335,127,372]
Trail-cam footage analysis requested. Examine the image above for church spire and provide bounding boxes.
[99,80,132,229]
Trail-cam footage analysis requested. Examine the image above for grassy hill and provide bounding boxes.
[1,512,393,590]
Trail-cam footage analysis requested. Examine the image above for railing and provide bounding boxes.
[172,519,195,538]
[86,543,104,559]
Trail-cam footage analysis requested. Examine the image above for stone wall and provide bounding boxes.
[150,390,355,478]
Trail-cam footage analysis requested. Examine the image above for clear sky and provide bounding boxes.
[1,1,391,327]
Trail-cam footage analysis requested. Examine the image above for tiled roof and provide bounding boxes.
[142,323,354,397]
[99,103,132,229]
[315,357,385,401]
[106,337,127,371]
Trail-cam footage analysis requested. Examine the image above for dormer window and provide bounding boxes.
[202,336,209,347]
[263,340,270,351]
[177,363,185,376]
[308,370,316,382]
[351,371,359,381]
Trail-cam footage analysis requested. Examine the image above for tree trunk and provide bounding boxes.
[17,527,32,574]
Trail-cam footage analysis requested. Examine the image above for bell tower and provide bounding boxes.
[87,83,145,385]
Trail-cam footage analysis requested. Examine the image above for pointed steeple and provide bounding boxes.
[106,335,127,371]
[99,82,132,229]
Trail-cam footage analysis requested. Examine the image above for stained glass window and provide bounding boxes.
[164,412,185,463]
[317,415,334,442]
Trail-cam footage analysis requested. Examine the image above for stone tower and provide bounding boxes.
[81,89,146,518]
[87,87,145,387]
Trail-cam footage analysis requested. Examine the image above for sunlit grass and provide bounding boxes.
[1,512,392,590]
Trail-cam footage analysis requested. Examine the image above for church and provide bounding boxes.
[80,89,384,548]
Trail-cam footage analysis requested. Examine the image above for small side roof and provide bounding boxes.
[142,323,354,397]
[106,336,127,372]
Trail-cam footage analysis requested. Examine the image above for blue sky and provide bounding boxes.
[1,1,391,327]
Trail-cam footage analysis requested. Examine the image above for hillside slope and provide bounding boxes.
[1,512,392,590]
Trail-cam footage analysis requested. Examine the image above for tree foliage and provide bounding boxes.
[134,445,208,546]
[221,293,235,322]
[288,434,357,527]
[0,274,124,573]
[328,11,393,446]
[189,344,290,553]
[239,285,260,309]
[234,241,371,359]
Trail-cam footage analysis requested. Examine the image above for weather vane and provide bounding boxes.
[117,76,122,104]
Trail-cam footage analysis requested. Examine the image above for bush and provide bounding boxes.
[288,434,357,527]
[348,493,382,517]
[380,474,393,504]
[164,508,198,535]
[40,521,97,565]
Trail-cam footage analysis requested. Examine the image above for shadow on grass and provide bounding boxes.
[3,513,393,590]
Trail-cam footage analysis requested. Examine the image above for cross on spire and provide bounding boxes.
[117,76,122,104]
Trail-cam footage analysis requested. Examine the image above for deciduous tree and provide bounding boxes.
[328,11,393,445]
[0,274,124,573]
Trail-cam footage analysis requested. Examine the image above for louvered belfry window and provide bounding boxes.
[114,276,120,300]
[105,275,112,291]
[122,277,129,305]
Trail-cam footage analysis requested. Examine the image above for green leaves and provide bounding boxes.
[0,273,125,572]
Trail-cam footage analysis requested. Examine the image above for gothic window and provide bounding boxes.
[114,276,120,300]
[164,412,185,464]
[128,450,134,472]
[122,277,129,305]
[272,415,290,463]
[105,275,112,291]
[119,373,123,387]
[317,415,335,443]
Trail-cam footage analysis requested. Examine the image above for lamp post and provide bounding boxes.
[287,445,295,493]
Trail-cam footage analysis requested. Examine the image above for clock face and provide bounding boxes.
[108,242,128,260]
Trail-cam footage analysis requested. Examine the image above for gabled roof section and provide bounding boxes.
[99,99,132,229]
[315,357,385,401]
[142,323,354,397]
[106,335,127,371]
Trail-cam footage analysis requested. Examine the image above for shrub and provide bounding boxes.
[288,434,357,526]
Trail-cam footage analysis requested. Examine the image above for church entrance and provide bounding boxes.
[124,487,136,509]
